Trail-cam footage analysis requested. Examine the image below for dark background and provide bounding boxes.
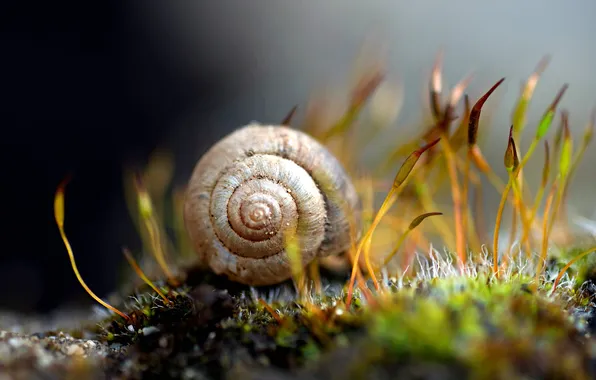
[0,2,255,313]
[2,1,596,315]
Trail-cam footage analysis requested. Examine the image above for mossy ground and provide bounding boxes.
[32,248,593,380]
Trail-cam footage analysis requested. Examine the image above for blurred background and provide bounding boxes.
[1,1,595,314]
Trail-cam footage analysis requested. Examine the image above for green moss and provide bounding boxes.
[54,258,591,379]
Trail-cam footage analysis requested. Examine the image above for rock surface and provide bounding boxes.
[0,329,116,380]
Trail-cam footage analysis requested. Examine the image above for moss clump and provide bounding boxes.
[365,280,594,379]
[49,260,587,379]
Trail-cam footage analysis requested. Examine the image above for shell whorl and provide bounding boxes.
[183,123,361,285]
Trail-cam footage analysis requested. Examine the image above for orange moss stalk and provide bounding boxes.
[553,114,565,162]
[534,180,559,289]
[520,141,551,256]
[512,86,568,255]
[134,175,180,287]
[491,84,569,272]
[509,170,531,257]
[458,78,508,199]
[464,78,506,258]
[506,208,518,259]
[507,86,567,256]
[431,147,485,196]
[516,85,568,204]
[122,247,171,305]
[437,74,473,270]
[382,212,442,267]
[281,105,299,126]
[437,61,473,135]
[285,228,307,300]
[429,50,443,122]
[54,177,130,322]
[449,94,471,151]
[346,138,440,307]
[512,55,551,139]
[492,127,519,277]
[307,260,322,294]
[550,246,596,296]
[472,182,489,247]
[467,79,506,148]
[511,56,550,208]
[320,65,384,142]
[413,180,456,249]
[380,52,454,171]
[546,113,573,240]
[503,127,521,267]
[402,228,430,270]
[558,108,595,231]
[469,145,506,193]
[441,137,466,269]
[258,299,284,324]
[172,186,193,260]
[457,96,474,251]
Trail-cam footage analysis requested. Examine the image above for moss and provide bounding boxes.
[362,281,595,379]
[41,257,585,379]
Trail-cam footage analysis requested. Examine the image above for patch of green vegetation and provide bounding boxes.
[364,278,593,379]
[63,261,594,379]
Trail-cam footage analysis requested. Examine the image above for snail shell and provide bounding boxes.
[183,122,361,286]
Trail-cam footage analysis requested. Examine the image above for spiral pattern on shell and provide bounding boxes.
[183,122,361,285]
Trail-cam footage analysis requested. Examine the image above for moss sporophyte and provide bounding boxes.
[52,51,596,379]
